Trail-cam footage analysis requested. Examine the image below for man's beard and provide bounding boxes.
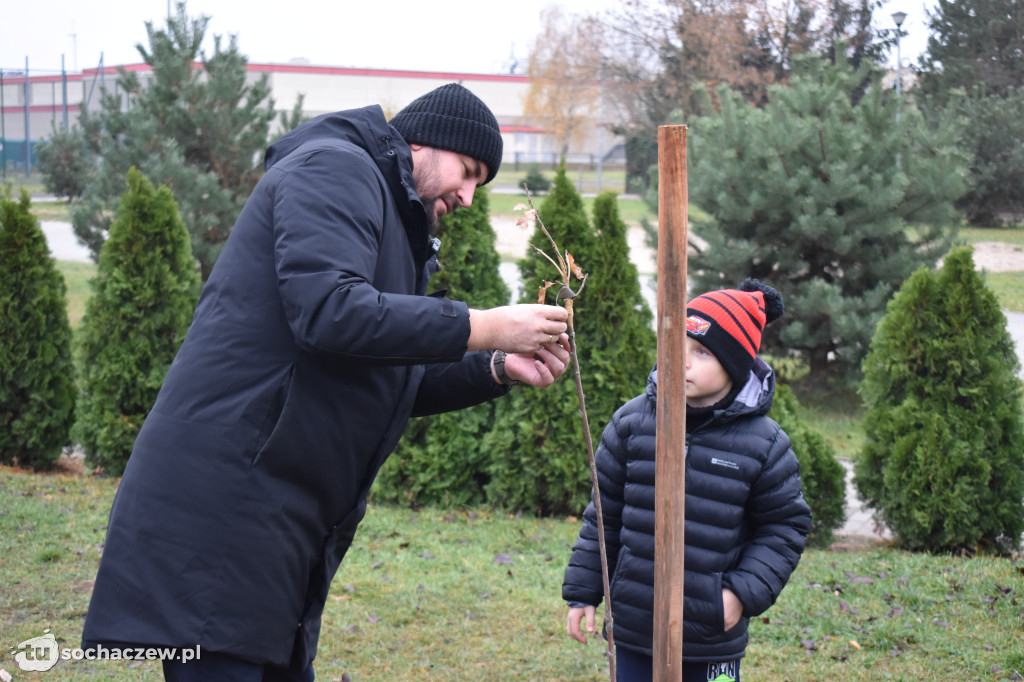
[424,202,440,236]
[421,194,456,236]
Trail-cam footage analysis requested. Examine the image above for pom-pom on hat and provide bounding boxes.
[686,278,784,387]
[389,83,503,185]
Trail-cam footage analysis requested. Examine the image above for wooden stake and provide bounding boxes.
[653,124,688,681]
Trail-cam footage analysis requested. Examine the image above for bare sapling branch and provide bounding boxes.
[514,188,615,682]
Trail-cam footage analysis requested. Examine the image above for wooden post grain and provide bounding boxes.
[653,125,688,681]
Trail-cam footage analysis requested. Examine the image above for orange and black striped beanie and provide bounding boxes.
[686,278,784,387]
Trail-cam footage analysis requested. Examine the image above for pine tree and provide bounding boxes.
[35,124,91,203]
[69,1,278,280]
[918,0,1024,102]
[855,247,1024,553]
[687,53,966,387]
[946,87,1024,226]
[372,188,511,506]
[0,192,76,468]
[483,171,656,515]
[915,0,1024,227]
[73,168,201,475]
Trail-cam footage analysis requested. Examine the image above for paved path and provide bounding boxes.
[836,459,890,541]
[41,220,92,263]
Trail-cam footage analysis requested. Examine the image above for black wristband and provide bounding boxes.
[492,350,520,386]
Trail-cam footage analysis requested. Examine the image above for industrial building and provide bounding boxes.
[0,60,623,176]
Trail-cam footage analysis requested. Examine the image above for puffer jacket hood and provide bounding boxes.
[266,106,429,260]
[646,356,777,422]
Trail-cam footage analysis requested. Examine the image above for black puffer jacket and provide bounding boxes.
[562,359,811,661]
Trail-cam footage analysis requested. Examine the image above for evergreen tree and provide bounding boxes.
[483,171,656,515]
[516,163,596,304]
[35,124,92,203]
[918,0,1024,102]
[855,247,1024,554]
[73,169,200,475]
[916,0,1024,227]
[585,192,656,405]
[768,383,846,547]
[687,53,966,387]
[372,188,511,506]
[0,192,76,468]
[70,1,278,280]
[949,88,1024,226]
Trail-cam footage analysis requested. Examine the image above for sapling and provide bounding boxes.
[515,188,616,681]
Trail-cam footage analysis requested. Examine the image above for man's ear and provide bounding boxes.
[408,143,424,152]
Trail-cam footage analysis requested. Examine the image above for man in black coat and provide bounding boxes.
[82,83,571,681]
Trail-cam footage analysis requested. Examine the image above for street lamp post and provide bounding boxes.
[892,11,907,122]
[892,11,907,170]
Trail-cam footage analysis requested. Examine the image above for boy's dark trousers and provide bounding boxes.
[615,647,741,682]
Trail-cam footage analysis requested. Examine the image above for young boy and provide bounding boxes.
[562,279,811,682]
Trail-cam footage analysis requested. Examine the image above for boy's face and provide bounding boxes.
[684,336,733,407]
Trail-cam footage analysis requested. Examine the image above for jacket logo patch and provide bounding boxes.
[687,315,711,335]
[711,457,739,470]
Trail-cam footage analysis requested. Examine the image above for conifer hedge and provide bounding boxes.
[0,192,77,468]
[73,169,200,475]
[373,188,511,506]
[483,172,657,515]
[768,383,846,547]
[855,247,1024,553]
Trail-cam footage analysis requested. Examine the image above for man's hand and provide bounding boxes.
[503,334,571,388]
[468,305,568,354]
[566,604,597,644]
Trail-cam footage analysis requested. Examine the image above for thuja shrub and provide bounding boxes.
[373,187,509,507]
[0,192,76,468]
[73,169,200,475]
[484,178,655,515]
[768,383,846,548]
[855,247,1024,553]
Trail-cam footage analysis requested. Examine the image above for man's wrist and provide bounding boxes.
[491,350,520,386]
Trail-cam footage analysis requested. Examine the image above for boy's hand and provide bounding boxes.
[566,605,597,644]
[723,588,743,631]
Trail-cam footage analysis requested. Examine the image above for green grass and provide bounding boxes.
[957,225,1024,246]
[486,187,654,225]
[492,166,628,196]
[985,272,1024,313]
[29,199,72,222]
[2,466,1023,681]
[56,261,96,330]
[2,174,46,199]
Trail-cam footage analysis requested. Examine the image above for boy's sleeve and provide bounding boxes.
[561,406,631,606]
[722,425,812,617]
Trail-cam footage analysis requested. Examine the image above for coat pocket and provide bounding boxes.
[249,367,295,470]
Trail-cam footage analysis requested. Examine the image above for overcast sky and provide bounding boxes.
[2,0,931,76]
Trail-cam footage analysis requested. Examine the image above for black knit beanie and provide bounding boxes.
[686,278,785,387]
[389,83,503,185]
